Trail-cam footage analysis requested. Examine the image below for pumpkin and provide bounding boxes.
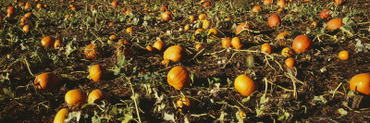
[162,11,172,21]
[189,15,196,22]
[326,18,342,30]
[153,40,165,51]
[34,72,60,90]
[203,2,211,8]
[160,5,167,12]
[88,89,109,104]
[195,43,202,51]
[126,27,133,34]
[235,23,251,35]
[208,28,218,35]
[21,17,28,23]
[184,24,190,32]
[292,35,311,53]
[263,0,273,5]
[261,43,272,54]
[285,57,295,69]
[349,73,370,95]
[277,0,286,7]
[24,2,31,10]
[319,9,330,19]
[176,97,194,109]
[198,14,207,21]
[195,28,205,35]
[41,36,54,49]
[54,40,62,49]
[310,21,318,27]
[239,111,247,119]
[53,108,68,123]
[7,6,15,16]
[111,1,118,7]
[281,47,293,57]
[36,3,43,9]
[146,46,153,52]
[334,0,343,5]
[234,75,257,96]
[275,31,289,40]
[22,25,30,32]
[251,6,262,12]
[202,19,211,29]
[164,45,183,62]
[89,64,104,82]
[125,10,132,16]
[268,14,281,27]
[222,37,232,48]
[167,66,191,90]
[231,37,242,49]
[84,44,98,59]
[109,35,117,41]
[65,89,85,107]
[338,50,349,61]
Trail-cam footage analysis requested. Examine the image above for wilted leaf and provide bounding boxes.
[65,111,81,123]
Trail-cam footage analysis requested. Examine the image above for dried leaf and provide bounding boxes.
[163,112,175,122]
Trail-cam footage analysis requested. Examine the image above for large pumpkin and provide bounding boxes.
[292,35,311,53]
[167,66,191,90]
[234,75,257,96]
[349,73,370,95]
[34,72,60,90]
[53,108,68,123]
[163,45,183,62]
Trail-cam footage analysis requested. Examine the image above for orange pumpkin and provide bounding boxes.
[268,14,281,27]
[88,89,109,104]
[167,66,191,90]
[189,15,196,22]
[41,36,54,49]
[24,2,31,10]
[84,44,98,59]
[65,89,85,107]
[146,46,154,52]
[126,27,133,34]
[338,50,349,61]
[263,0,273,5]
[275,31,289,40]
[222,37,232,48]
[153,40,165,51]
[34,72,60,90]
[349,73,370,95]
[261,43,272,54]
[326,18,342,30]
[234,75,257,96]
[163,45,183,62]
[162,11,172,21]
[202,19,211,29]
[198,14,207,21]
[231,37,242,49]
[334,0,343,5]
[251,6,262,12]
[203,2,211,8]
[208,28,218,36]
[89,64,104,82]
[292,35,311,53]
[277,0,286,7]
[285,57,295,69]
[109,35,118,41]
[235,23,251,35]
[176,97,194,108]
[7,6,15,16]
[22,25,30,32]
[319,9,330,19]
[184,24,190,31]
[111,1,118,7]
[160,5,167,12]
[53,108,68,123]
[54,40,62,49]
[195,43,202,51]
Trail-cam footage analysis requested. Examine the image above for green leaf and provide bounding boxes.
[337,108,347,116]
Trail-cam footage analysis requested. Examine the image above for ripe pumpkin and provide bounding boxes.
[198,14,207,21]
[34,72,60,90]
[292,35,311,53]
[176,97,194,109]
[65,89,85,107]
[126,27,133,34]
[338,50,349,61]
[163,45,183,62]
[54,40,62,49]
[207,28,218,36]
[146,46,154,52]
[160,5,167,12]
[24,2,31,10]
[234,75,257,96]
[189,15,196,22]
[231,37,242,49]
[285,57,295,69]
[195,28,205,35]
[167,66,191,90]
[109,35,118,41]
[281,47,293,57]
[88,89,109,104]
[235,23,251,35]
[153,40,165,51]
[251,6,262,12]
[334,0,343,5]
[202,19,211,29]
[222,37,232,48]
[53,108,68,123]
[326,18,342,30]
[7,6,15,15]
[349,73,370,95]
[41,36,54,49]
[84,44,98,59]
[277,0,286,7]
[203,2,211,8]
[22,25,30,32]
[261,43,272,54]
[195,43,202,51]
[275,31,289,40]
[89,64,104,82]
[162,11,172,21]
[112,1,118,7]
[263,0,273,5]
[310,21,318,27]
[268,14,281,27]
[125,10,132,16]
[21,16,28,23]
[319,9,330,19]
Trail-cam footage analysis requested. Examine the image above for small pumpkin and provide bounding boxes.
[34,72,60,90]
[84,44,98,59]
[310,21,318,27]
[88,89,109,104]
[189,15,196,22]
[153,40,165,51]
[281,47,293,57]
[231,37,242,49]
[203,2,211,8]
[65,89,85,107]
[7,6,15,15]
[53,108,68,123]
[184,24,190,32]
[263,0,273,5]
[195,28,205,35]
[24,2,31,10]
[277,0,286,7]
[234,75,257,96]
[160,5,167,12]
[334,0,343,5]
[202,19,211,29]
[24,12,33,18]
[36,3,43,9]
[195,43,202,51]
[338,50,349,61]
[89,64,104,82]
[261,43,272,54]
[146,46,154,52]
[222,37,232,48]
[162,11,172,21]
[275,31,289,40]
[207,28,218,36]
[319,9,330,19]
[251,6,262,12]
[41,36,54,49]
[109,35,118,41]
[167,66,191,90]
[164,45,183,62]
[349,73,370,95]
[198,14,207,21]
[111,1,118,7]
[285,57,295,69]
[292,35,311,53]
[22,25,30,32]
[268,14,281,27]
[54,40,62,49]
[326,18,342,30]
[235,23,251,35]
[126,27,133,34]
[176,97,194,109]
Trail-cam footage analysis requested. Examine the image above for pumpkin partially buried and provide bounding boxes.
[65,89,85,107]
[53,108,68,123]
[167,66,191,90]
[88,89,109,104]
[34,72,60,90]
[234,75,257,96]
[163,45,183,62]
[349,73,370,95]
[84,44,98,59]
[235,23,251,35]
